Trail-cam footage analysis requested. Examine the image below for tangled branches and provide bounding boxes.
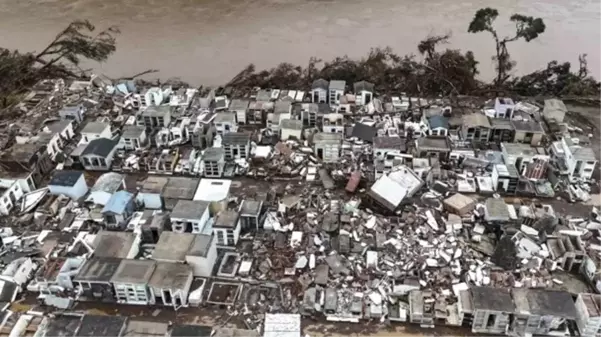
[227,41,482,97]
[0,20,119,108]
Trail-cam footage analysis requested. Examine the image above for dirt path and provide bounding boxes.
[11,299,474,336]
[303,321,473,337]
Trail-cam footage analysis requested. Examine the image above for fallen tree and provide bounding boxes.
[508,54,600,97]
[227,40,482,97]
[0,20,119,108]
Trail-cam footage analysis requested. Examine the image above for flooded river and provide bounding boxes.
[0,0,598,85]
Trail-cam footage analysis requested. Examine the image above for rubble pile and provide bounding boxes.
[259,141,316,178]
[214,176,599,328]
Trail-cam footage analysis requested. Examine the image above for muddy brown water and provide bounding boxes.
[0,0,599,85]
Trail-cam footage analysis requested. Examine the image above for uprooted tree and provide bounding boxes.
[467,7,546,86]
[0,20,120,108]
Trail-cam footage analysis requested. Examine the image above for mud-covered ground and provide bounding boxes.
[12,298,475,337]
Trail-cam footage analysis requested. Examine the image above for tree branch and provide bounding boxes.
[115,69,159,81]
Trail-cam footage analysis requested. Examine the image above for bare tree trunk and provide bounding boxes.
[491,31,503,86]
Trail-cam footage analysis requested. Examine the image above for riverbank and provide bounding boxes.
[0,0,599,85]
